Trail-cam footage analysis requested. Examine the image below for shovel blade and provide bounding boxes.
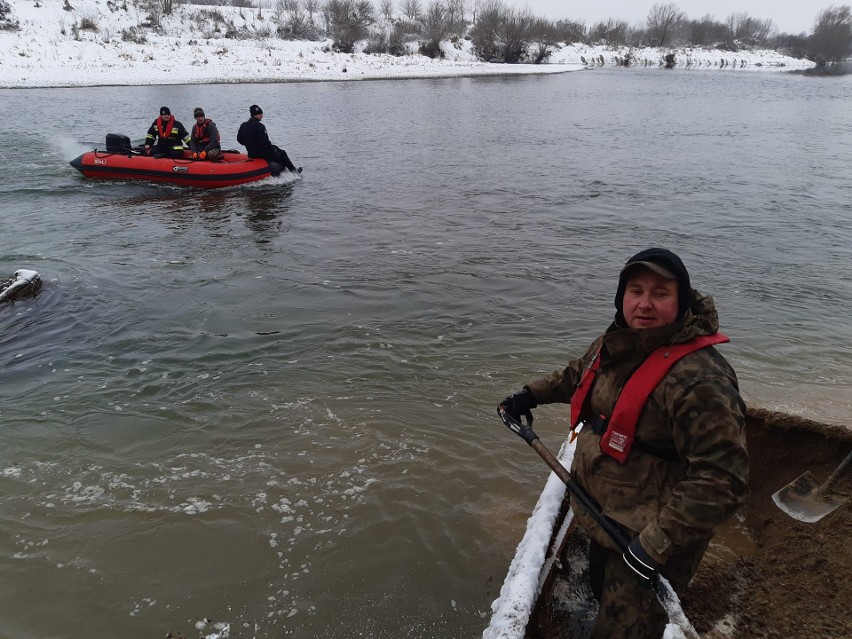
[771,471,845,523]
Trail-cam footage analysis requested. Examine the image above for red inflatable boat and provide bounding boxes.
[70,134,283,189]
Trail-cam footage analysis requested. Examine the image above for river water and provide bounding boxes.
[0,68,850,639]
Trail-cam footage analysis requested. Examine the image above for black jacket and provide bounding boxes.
[237,117,275,160]
[145,117,190,149]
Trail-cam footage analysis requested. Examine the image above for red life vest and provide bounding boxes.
[156,116,175,140]
[193,119,211,145]
[569,333,730,464]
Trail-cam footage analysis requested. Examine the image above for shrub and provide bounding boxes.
[276,7,321,40]
[0,0,19,30]
[322,0,375,53]
[808,5,852,63]
[364,21,417,55]
[121,26,148,42]
[470,1,504,61]
[471,1,532,63]
[555,19,585,44]
[527,18,559,63]
[79,14,98,31]
[418,0,450,59]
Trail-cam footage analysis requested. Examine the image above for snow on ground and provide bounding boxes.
[0,0,815,89]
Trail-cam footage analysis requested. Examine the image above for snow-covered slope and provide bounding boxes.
[0,0,815,88]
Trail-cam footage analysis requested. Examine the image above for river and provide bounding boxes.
[0,68,850,638]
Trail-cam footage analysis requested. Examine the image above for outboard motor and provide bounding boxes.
[105,133,132,153]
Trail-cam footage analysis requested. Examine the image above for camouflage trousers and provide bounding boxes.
[588,538,707,639]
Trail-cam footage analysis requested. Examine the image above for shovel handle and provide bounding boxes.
[497,408,630,551]
[823,450,852,492]
[497,409,701,639]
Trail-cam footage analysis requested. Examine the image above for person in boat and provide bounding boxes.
[144,106,190,158]
[189,107,222,162]
[499,248,749,639]
[237,104,301,174]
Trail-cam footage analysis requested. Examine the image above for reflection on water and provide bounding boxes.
[797,62,852,76]
[101,181,299,243]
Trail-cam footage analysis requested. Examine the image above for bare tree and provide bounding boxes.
[323,0,375,52]
[528,17,559,63]
[808,4,852,62]
[470,0,504,60]
[555,18,585,44]
[646,2,684,47]
[685,14,728,47]
[419,0,448,57]
[400,0,421,21]
[589,17,629,45]
[469,0,481,24]
[444,0,465,31]
[379,0,393,20]
[498,6,532,62]
[772,31,809,58]
[304,0,319,20]
[725,11,775,47]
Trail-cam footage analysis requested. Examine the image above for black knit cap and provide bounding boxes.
[614,248,692,325]
[160,106,170,116]
[193,107,204,117]
[249,104,263,116]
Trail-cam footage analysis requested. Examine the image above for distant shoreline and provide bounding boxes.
[0,59,818,90]
[0,64,579,90]
[0,0,816,90]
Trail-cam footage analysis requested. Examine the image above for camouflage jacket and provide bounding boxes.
[526,291,749,563]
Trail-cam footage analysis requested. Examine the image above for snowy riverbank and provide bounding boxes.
[0,0,816,88]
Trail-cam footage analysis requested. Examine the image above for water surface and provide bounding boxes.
[0,68,850,638]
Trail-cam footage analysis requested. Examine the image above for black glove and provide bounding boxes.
[498,387,537,423]
[623,537,661,588]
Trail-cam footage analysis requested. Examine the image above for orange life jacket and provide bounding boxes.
[569,333,730,463]
[192,119,211,145]
[156,116,175,140]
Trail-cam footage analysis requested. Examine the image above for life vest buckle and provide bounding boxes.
[590,413,609,435]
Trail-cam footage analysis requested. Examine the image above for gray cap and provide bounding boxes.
[621,260,676,279]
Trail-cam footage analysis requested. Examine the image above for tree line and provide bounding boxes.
[4,0,850,63]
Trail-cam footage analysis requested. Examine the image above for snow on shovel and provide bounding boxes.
[772,450,851,523]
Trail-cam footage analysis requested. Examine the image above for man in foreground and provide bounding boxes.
[144,106,190,158]
[237,104,301,174]
[499,247,749,638]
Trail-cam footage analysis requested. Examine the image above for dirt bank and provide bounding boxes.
[683,409,852,638]
[531,409,852,639]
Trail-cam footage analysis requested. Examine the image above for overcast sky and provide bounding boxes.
[518,1,822,36]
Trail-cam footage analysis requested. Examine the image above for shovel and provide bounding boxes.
[772,450,852,523]
[497,407,701,639]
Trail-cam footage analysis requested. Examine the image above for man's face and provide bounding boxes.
[622,268,679,329]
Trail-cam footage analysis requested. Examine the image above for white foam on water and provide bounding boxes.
[54,136,92,161]
[195,619,230,638]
